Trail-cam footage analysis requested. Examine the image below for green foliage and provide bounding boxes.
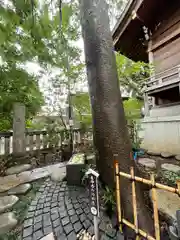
[102,186,116,208]
[123,98,143,120]
[72,92,92,128]
[162,170,180,186]
[116,53,150,99]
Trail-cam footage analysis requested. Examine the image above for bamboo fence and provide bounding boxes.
[115,160,180,240]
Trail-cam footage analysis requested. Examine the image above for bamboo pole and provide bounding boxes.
[115,159,122,233]
[119,171,178,193]
[176,179,180,195]
[151,174,160,240]
[130,167,139,240]
[122,218,155,240]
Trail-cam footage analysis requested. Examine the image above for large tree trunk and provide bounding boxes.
[79,0,154,238]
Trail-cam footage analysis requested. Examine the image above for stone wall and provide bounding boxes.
[150,103,180,117]
[139,116,180,155]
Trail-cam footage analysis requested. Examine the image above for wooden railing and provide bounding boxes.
[0,128,93,156]
[145,65,180,93]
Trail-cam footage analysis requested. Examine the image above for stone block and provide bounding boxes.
[66,154,85,186]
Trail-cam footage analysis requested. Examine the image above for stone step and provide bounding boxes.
[161,164,180,173]
[0,212,17,234]
[0,163,66,193]
[6,164,32,175]
[7,184,31,195]
[0,195,19,213]
[149,189,180,221]
[138,158,156,169]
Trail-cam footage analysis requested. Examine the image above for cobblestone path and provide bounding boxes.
[22,179,123,240]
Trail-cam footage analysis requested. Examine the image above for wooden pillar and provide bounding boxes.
[13,103,26,155]
[144,92,149,116]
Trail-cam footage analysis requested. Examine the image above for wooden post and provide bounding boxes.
[115,159,122,232]
[36,133,41,150]
[29,133,34,152]
[5,136,10,155]
[130,167,139,240]
[144,93,149,116]
[151,174,160,240]
[13,103,26,155]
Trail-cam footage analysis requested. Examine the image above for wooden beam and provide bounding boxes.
[113,0,144,47]
[149,27,180,52]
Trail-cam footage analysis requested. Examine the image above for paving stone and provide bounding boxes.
[43,207,50,213]
[34,222,42,232]
[24,218,33,228]
[74,221,83,233]
[64,223,73,235]
[51,212,59,221]
[161,163,180,173]
[51,202,58,208]
[0,212,17,234]
[175,155,180,161]
[147,150,160,156]
[66,203,73,210]
[54,225,63,237]
[35,209,43,216]
[23,237,32,240]
[68,209,76,216]
[7,183,31,195]
[52,218,60,228]
[33,229,43,240]
[44,202,51,207]
[59,206,66,212]
[70,214,79,224]
[23,226,33,237]
[0,195,19,213]
[84,207,89,214]
[0,163,65,193]
[38,198,44,204]
[45,197,51,202]
[138,158,156,169]
[87,213,93,222]
[67,231,77,240]
[57,233,66,240]
[43,219,51,227]
[106,227,116,238]
[76,208,83,215]
[88,225,94,236]
[26,211,34,219]
[59,210,67,218]
[116,232,125,240]
[29,205,36,212]
[83,219,91,229]
[62,216,70,226]
[6,164,32,175]
[100,234,111,240]
[79,213,86,222]
[161,152,174,158]
[37,204,44,210]
[35,215,42,223]
[44,225,53,235]
[74,203,80,209]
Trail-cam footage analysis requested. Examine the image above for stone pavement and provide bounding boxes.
[22,179,121,240]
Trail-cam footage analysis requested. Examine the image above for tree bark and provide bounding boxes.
[79,0,154,238]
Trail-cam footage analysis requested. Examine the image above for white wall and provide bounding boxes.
[150,103,180,117]
[140,116,180,154]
